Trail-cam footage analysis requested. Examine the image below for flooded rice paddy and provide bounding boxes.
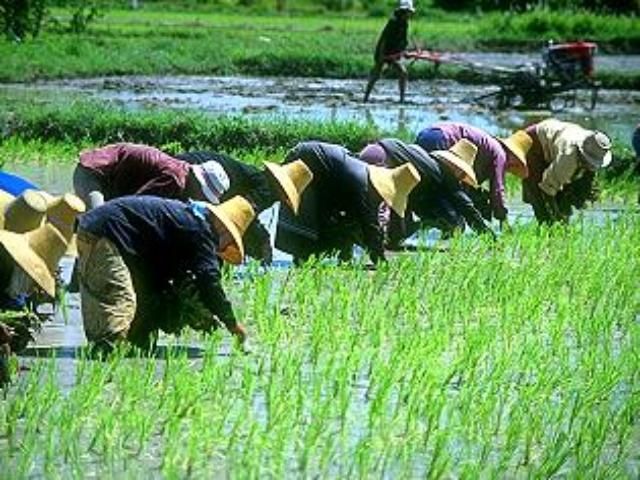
[2,72,638,351]
[2,74,639,142]
[2,72,639,477]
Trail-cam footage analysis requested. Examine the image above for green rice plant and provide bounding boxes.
[1,215,639,477]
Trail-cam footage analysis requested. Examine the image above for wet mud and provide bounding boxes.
[2,74,639,141]
[14,202,633,356]
[1,72,638,386]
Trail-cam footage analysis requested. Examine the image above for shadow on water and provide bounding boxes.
[21,344,207,359]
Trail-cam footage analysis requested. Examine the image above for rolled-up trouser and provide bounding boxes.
[73,164,107,209]
[77,232,137,347]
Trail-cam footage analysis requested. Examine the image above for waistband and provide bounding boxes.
[76,230,101,246]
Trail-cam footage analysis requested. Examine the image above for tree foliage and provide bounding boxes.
[431,0,639,13]
[0,0,48,41]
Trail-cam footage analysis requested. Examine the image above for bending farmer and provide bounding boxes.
[360,139,494,246]
[273,141,420,265]
[74,143,230,209]
[76,195,257,353]
[520,119,612,224]
[416,121,531,229]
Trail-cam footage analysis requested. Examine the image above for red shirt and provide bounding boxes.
[79,143,190,200]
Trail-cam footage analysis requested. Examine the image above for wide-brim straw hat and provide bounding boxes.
[498,130,533,179]
[264,160,314,214]
[0,189,49,232]
[431,139,479,188]
[0,223,68,298]
[205,195,256,265]
[40,192,86,257]
[578,130,613,169]
[0,190,14,206]
[367,163,421,218]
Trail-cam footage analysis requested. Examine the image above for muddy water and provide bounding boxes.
[2,75,638,142]
[2,73,637,378]
[15,200,633,355]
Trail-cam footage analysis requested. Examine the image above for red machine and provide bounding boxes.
[405,41,600,110]
[543,41,597,79]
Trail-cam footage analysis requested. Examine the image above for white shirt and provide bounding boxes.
[535,119,590,196]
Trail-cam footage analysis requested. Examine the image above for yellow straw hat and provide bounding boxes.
[0,223,68,298]
[205,195,256,265]
[367,163,421,218]
[0,190,14,206]
[42,193,86,257]
[0,190,49,232]
[264,160,314,214]
[499,130,533,179]
[431,139,479,188]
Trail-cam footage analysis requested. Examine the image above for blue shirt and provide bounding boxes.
[0,171,37,197]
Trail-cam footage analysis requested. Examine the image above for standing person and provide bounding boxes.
[521,118,612,224]
[363,0,415,104]
[73,143,230,209]
[416,121,531,228]
[271,141,420,265]
[175,150,280,264]
[76,195,258,353]
[360,139,495,245]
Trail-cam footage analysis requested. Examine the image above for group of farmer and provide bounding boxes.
[0,115,615,380]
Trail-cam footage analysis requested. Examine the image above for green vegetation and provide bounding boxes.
[0,7,638,83]
[0,100,637,200]
[1,218,639,476]
[1,99,636,165]
[0,100,383,155]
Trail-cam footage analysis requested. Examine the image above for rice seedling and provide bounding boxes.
[0,214,639,477]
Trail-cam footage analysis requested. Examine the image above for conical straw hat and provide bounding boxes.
[205,195,256,265]
[367,163,421,218]
[0,223,68,298]
[499,130,533,179]
[0,190,14,206]
[431,139,479,188]
[264,160,314,214]
[0,190,49,232]
[42,193,86,257]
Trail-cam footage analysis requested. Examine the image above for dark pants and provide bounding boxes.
[275,188,357,263]
[364,58,408,103]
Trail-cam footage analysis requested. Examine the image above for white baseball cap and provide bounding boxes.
[192,161,230,204]
[396,0,415,12]
[578,131,612,170]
